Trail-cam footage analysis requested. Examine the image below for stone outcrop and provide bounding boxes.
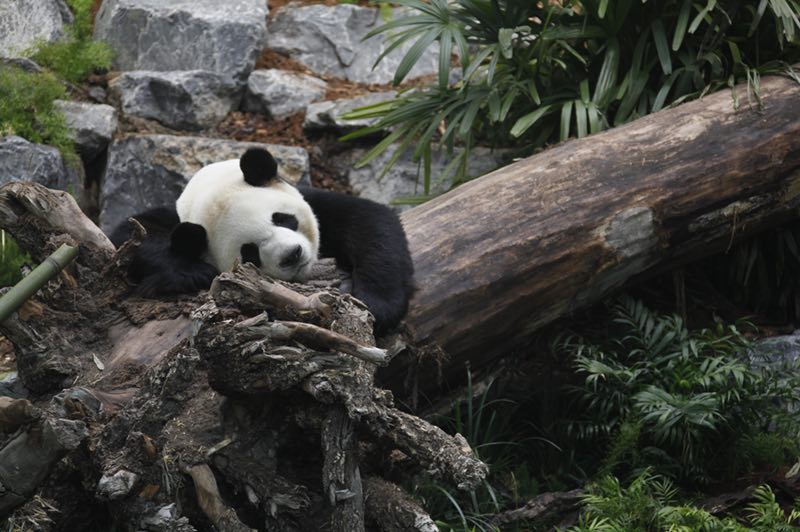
[109,70,241,130]
[99,134,310,233]
[334,145,507,208]
[0,136,82,194]
[54,100,117,161]
[243,69,327,119]
[267,4,438,84]
[94,0,267,81]
[0,0,72,58]
[304,91,397,133]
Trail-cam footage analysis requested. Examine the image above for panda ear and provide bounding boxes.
[240,148,278,187]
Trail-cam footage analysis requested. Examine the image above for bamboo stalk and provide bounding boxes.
[0,244,78,323]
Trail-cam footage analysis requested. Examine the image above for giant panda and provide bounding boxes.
[109,148,415,334]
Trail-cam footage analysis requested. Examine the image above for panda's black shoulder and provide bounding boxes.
[108,206,217,297]
[298,186,415,334]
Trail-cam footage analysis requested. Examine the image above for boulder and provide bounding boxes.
[54,100,117,161]
[0,136,82,194]
[109,70,241,131]
[333,145,507,208]
[243,69,327,119]
[0,0,72,58]
[94,0,267,81]
[99,134,310,233]
[267,4,438,84]
[304,91,396,133]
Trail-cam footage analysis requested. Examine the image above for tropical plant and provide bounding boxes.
[562,297,800,483]
[348,0,800,198]
[30,0,113,83]
[564,470,800,532]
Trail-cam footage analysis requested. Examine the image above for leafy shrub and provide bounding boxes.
[0,65,77,164]
[30,0,113,83]
[562,297,800,483]
[565,470,800,532]
[350,0,800,193]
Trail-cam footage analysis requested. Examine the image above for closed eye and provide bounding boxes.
[272,212,299,231]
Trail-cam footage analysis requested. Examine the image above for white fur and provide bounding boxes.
[176,159,319,280]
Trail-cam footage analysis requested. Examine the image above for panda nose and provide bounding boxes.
[280,245,303,268]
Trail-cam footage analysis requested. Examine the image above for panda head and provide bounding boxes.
[176,148,319,281]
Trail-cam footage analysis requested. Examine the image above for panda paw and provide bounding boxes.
[134,264,218,298]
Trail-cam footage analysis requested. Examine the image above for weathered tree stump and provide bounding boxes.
[0,182,485,531]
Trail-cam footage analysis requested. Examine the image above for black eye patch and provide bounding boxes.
[240,243,262,267]
[272,212,299,231]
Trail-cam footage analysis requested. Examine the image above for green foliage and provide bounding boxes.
[564,470,800,532]
[351,0,800,193]
[0,231,31,288]
[562,297,800,483]
[30,0,113,83]
[410,373,551,531]
[0,65,77,165]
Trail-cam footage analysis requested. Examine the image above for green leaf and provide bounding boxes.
[560,100,574,140]
[498,27,514,59]
[593,37,620,107]
[672,0,692,51]
[598,0,609,18]
[652,20,672,75]
[392,28,442,85]
[510,105,552,137]
[438,27,453,89]
[575,99,588,137]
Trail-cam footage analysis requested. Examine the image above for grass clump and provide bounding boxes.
[30,0,113,84]
[0,65,77,165]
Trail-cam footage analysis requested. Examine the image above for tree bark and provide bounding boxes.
[389,69,800,397]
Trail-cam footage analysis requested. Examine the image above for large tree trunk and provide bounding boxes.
[388,69,800,398]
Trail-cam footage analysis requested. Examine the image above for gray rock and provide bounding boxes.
[100,134,310,233]
[140,504,195,532]
[0,372,29,399]
[304,91,396,133]
[54,100,117,161]
[750,333,800,368]
[0,57,43,73]
[110,70,241,131]
[97,469,139,500]
[0,0,72,58]
[268,4,438,84]
[334,145,507,208]
[94,0,267,81]
[243,69,327,119]
[0,136,83,193]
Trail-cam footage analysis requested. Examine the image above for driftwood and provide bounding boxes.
[387,68,800,400]
[0,182,485,530]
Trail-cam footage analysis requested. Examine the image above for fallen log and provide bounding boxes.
[390,68,800,399]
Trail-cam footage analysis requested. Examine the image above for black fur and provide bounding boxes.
[240,147,278,186]
[299,186,415,334]
[108,151,415,334]
[108,207,218,297]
